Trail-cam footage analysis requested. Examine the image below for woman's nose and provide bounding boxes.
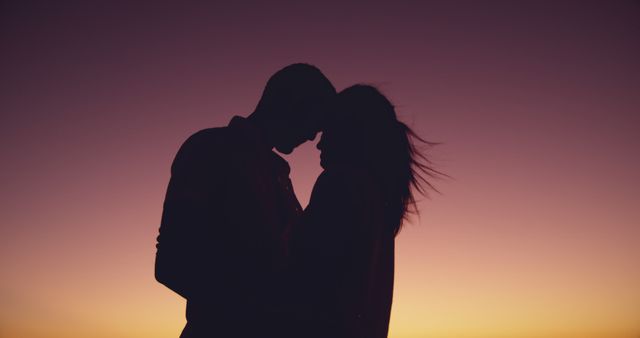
[316,137,324,150]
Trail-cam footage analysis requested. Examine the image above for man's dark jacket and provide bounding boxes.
[155,116,302,337]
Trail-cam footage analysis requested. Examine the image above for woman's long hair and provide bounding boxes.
[329,85,443,235]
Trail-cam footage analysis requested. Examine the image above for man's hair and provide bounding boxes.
[254,63,336,118]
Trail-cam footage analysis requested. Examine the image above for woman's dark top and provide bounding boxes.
[289,167,395,338]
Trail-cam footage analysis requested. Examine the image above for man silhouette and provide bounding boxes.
[155,63,336,338]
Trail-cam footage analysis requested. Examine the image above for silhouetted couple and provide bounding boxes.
[155,63,437,338]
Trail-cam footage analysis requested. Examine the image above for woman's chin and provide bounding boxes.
[320,158,327,170]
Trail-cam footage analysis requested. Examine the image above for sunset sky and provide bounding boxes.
[1,1,639,338]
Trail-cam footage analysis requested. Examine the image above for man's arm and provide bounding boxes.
[155,130,224,299]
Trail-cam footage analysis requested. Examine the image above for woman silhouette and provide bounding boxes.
[288,85,441,338]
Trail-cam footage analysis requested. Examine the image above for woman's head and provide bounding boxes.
[318,84,441,234]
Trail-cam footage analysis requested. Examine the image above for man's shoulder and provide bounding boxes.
[171,127,233,173]
[180,125,243,154]
[182,127,230,147]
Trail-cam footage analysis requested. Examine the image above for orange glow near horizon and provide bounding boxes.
[1,2,639,338]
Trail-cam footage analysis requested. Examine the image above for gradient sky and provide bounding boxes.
[1,1,639,338]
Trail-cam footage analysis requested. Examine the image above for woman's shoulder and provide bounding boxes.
[313,167,383,205]
[316,166,372,187]
[309,167,388,238]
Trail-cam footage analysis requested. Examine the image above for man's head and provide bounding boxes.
[250,63,336,154]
